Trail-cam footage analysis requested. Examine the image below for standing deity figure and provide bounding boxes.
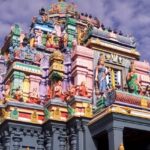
[95,54,108,93]
[46,32,55,48]
[35,29,43,46]
[77,27,87,45]
[2,84,10,101]
[63,32,68,48]
[54,22,61,37]
[127,61,141,94]
[0,76,3,101]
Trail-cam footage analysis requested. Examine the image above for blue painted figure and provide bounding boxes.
[95,54,108,93]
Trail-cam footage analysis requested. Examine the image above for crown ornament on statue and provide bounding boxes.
[99,53,105,62]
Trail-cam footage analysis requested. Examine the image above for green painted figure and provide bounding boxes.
[10,108,19,120]
[44,108,50,120]
[127,62,141,94]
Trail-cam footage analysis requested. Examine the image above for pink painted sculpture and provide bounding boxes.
[127,61,142,94]
[14,87,23,101]
[78,81,91,98]
[27,75,41,104]
[53,81,64,100]
[71,45,94,93]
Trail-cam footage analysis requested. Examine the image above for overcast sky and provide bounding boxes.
[0,0,150,61]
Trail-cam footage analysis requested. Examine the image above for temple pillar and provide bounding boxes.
[67,96,96,150]
[70,128,77,150]
[63,52,72,91]
[10,71,25,94]
[29,75,41,102]
[71,45,93,92]
[59,134,66,150]
[45,131,52,150]
[22,76,30,102]
[37,137,44,150]
[39,78,47,104]
[76,121,84,150]
[12,136,22,150]
[107,127,124,150]
[2,131,11,150]
[48,128,58,150]
[44,98,68,149]
[66,17,77,49]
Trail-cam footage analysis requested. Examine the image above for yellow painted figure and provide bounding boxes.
[30,38,35,48]
[22,77,30,102]
[46,33,54,48]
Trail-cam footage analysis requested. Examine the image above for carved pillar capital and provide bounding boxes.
[70,128,77,150]
[44,130,52,150]
[12,136,22,150]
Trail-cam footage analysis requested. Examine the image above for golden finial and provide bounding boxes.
[119,143,125,150]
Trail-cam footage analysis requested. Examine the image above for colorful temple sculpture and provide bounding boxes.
[0,0,150,150]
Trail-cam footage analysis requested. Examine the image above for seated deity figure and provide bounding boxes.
[14,87,23,101]
[95,54,108,94]
[64,84,77,101]
[46,32,55,48]
[127,61,142,94]
[78,82,90,98]
[69,85,77,97]
[53,81,64,99]
[2,84,10,101]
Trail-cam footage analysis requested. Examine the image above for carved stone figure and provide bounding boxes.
[69,85,77,97]
[34,53,42,64]
[127,61,142,94]
[40,54,49,69]
[78,81,90,98]
[14,87,23,101]
[63,32,68,48]
[0,76,3,101]
[53,81,64,99]
[34,29,43,46]
[95,54,108,93]
[2,84,10,101]
[46,33,55,48]
[64,84,77,101]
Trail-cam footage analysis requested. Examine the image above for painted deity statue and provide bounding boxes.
[64,84,77,101]
[69,85,77,97]
[78,82,90,98]
[95,54,108,93]
[0,76,3,101]
[34,29,43,47]
[53,81,64,99]
[46,32,55,48]
[127,62,141,94]
[2,84,10,101]
[14,87,23,101]
[63,32,68,48]
[54,22,62,37]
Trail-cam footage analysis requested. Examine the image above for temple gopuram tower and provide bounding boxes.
[0,0,149,150]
